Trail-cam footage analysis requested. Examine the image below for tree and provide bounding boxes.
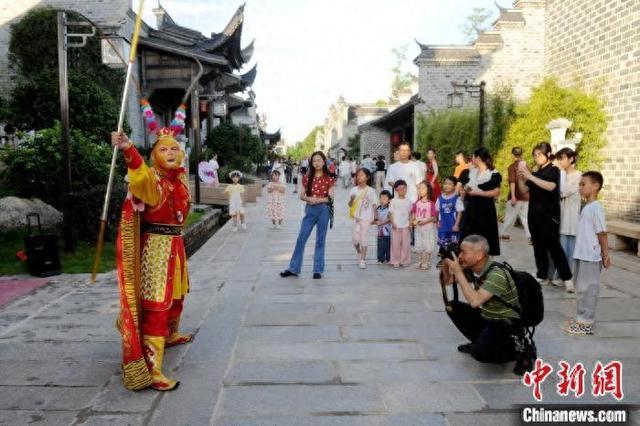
[459,7,493,43]
[347,134,360,159]
[9,8,124,99]
[288,126,320,161]
[415,109,480,179]
[1,123,125,240]
[9,69,119,141]
[486,85,516,154]
[206,121,266,173]
[495,78,608,201]
[7,7,124,141]
[390,45,417,97]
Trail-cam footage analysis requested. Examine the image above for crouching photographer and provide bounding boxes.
[441,234,533,374]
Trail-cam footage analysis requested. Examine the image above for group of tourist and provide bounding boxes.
[276,141,609,340]
[337,154,388,192]
[108,112,612,389]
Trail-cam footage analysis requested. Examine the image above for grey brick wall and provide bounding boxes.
[546,0,640,221]
[360,125,391,161]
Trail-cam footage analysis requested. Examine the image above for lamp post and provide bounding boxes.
[447,80,486,148]
[57,11,97,253]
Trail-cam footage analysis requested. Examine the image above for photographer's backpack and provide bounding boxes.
[485,262,544,374]
[488,261,544,327]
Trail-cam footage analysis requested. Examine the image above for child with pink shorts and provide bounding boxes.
[348,168,377,269]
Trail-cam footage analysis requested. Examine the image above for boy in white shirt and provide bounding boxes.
[563,171,610,336]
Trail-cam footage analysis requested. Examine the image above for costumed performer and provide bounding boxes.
[113,99,194,392]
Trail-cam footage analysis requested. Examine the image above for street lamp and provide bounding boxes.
[447,80,486,148]
[57,11,99,252]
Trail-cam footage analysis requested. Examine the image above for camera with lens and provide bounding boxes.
[438,241,461,261]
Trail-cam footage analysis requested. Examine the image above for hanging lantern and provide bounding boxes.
[199,100,209,113]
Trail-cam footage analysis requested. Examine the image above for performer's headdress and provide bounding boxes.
[229,170,243,179]
[140,99,186,146]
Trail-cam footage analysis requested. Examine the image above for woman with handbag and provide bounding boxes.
[280,151,336,279]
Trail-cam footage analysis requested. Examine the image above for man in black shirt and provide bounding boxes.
[375,155,386,193]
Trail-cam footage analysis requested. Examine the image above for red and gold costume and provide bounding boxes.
[116,101,192,391]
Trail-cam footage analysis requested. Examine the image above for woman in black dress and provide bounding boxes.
[460,147,501,256]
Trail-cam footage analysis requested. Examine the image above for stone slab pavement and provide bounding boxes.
[0,185,639,425]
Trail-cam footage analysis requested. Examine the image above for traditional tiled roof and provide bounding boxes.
[240,63,258,87]
[138,37,228,66]
[474,30,504,50]
[414,43,481,64]
[260,128,281,144]
[140,3,250,70]
[475,30,503,45]
[241,39,255,63]
[493,2,526,26]
[359,95,422,131]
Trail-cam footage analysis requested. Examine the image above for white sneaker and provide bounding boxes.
[270,224,276,229]
[241,223,247,230]
[564,280,575,293]
[276,224,281,229]
[232,226,238,232]
[359,260,366,269]
[551,279,563,287]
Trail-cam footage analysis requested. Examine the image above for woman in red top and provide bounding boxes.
[281,151,336,279]
[426,148,441,201]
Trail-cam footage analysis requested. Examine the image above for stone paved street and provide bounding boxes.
[0,186,639,425]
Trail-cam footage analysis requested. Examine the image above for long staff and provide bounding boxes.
[92,0,145,283]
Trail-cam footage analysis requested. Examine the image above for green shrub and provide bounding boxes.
[288,126,320,161]
[495,78,608,201]
[1,123,125,240]
[486,85,516,154]
[9,8,124,99]
[205,121,266,173]
[415,108,480,179]
[9,69,119,141]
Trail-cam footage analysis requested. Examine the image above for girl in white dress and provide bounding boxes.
[225,171,246,232]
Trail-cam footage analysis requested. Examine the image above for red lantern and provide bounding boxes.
[199,100,209,113]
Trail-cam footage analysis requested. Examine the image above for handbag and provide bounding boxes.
[349,188,367,219]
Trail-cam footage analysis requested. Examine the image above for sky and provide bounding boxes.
[132,0,498,144]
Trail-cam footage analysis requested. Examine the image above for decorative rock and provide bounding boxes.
[0,197,63,232]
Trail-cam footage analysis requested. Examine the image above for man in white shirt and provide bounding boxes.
[361,154,376,174]
[386,142,421,202]
[338,157,353,189]
[412,151,427,183]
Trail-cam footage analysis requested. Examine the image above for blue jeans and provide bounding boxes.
[288,204,330,274]
[377,236,391,262]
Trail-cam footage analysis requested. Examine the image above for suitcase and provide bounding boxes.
[24,213,61,277]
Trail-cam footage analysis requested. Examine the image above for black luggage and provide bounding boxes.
[24,213,61,277]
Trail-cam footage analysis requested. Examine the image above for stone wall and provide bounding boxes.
[415,1,546,145]
[545,0,640,221]
[477,3,546,100]
[359,125,391,160]
[415,60,481,118]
